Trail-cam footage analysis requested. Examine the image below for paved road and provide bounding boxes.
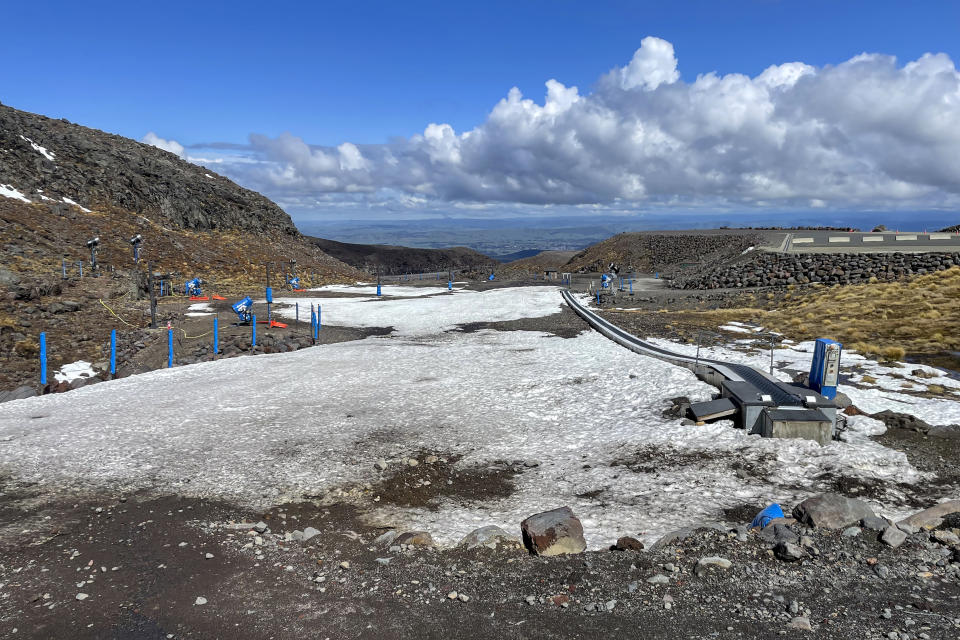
[777,230,960,253]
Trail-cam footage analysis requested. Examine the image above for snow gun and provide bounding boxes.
[287,275,301,289]
[601,273,612,289]
[232,296,253,324]
[488,273,495,281]
[185,277,204,297]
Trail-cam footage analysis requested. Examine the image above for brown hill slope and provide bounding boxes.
[309,236,496,274]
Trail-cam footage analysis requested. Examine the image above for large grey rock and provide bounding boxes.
[881,525,908,548]
[774,542,806,562]
[792,494,875,529]
[0,385,37,404]
[520,507,586,556]
[458,526,521,551]
[861,515,890,531]
[898,500,960,531]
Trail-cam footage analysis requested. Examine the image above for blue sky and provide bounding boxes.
[3,1,960,225]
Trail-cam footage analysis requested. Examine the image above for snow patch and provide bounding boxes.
[53,361,95,383]
[20,134,55,161]
[61,197,92,213]
[0,184,30,203]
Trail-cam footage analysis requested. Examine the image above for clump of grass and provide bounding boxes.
[14,338,39,357]
[883,346,907,361]
[861,374,878,384]
[928,384,945,395]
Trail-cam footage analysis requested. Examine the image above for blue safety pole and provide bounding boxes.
[311,308,317,340]
[596,289,600,305]
[110,329,116,376]
[213,317,219,355]
[377,283,381,296]
[252,315,257,347]
[448,280,453,291]
[629,279,633,294]
[318,305,322,330]
[167,328,173,368]
[39,332,47,386]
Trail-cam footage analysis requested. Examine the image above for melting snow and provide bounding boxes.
[0,184,30,203]
[20,134,55,161]
[0,286,945,548]
[186,302,214,317]
[61,197,92,213]
[53,361,95,383]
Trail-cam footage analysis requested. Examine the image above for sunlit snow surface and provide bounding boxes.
[0,285,956,548]
[0,183,31,203]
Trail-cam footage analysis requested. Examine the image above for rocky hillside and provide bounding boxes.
[0,102,365,395]
[565,232,762,275]
[309,237,495,274]
[675,252,960,289]
[0,101,296,234]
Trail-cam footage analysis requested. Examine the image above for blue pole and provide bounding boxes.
[252,315,257,347]
[377,283,381,296]
[318,305,322,330]
[110,329,116,375]
[296,302,299,326]
[311,309,317,340]
[629,279,633,294]
[39,332,47,386]
[213,317,219,355]
[167,328,173,368]
[596,289,600,305]
[448,280,452,291]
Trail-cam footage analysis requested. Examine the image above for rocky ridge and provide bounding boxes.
[675,252,960,289]
[1,101,296,234]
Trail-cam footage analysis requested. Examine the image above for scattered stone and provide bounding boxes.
[75,593,88,601]
[374,530,397,546]
[458,593,470,602]
[520,507,587,556]
[841,526,861,538]
[604,599,617,611]
[394,531,434,547]
[407,458,419,467]
[789,616,813,631]
[932,529,959,546]
[792,493,876,529]
[204,553,214,559]
[646,574,670,585]
[424,455,439,464]
[253,521,268,534]
[694,556,733,576]
[612,536,645,552]
[301,527,320,542]
[339,561,351,570]
[458,526,520,550]
[374,458,388,471]
[861,515,890,531]
[881,526,908,548]
[194,597,207,606]
[447,591,458,600]
[774,542,806,562]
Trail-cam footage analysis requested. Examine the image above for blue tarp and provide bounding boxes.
[750,503,785,529]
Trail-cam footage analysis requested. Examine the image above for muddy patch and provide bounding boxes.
[610,445,775,479]
[368,454,520,510]
[451,307,588,339]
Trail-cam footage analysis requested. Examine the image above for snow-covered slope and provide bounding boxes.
[0,286,945,548]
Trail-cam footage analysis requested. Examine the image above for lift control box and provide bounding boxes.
[809,338,842,399]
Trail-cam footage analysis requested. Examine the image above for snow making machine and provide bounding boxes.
[232,296,254,325]
[287,275,301,290]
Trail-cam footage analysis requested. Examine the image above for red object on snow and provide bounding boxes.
[212,295,226,301]
[189,296,209,301]
[292,289,307,292]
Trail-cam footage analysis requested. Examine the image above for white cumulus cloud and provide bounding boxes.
[141,132,186,158]
[210,38,960,214]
